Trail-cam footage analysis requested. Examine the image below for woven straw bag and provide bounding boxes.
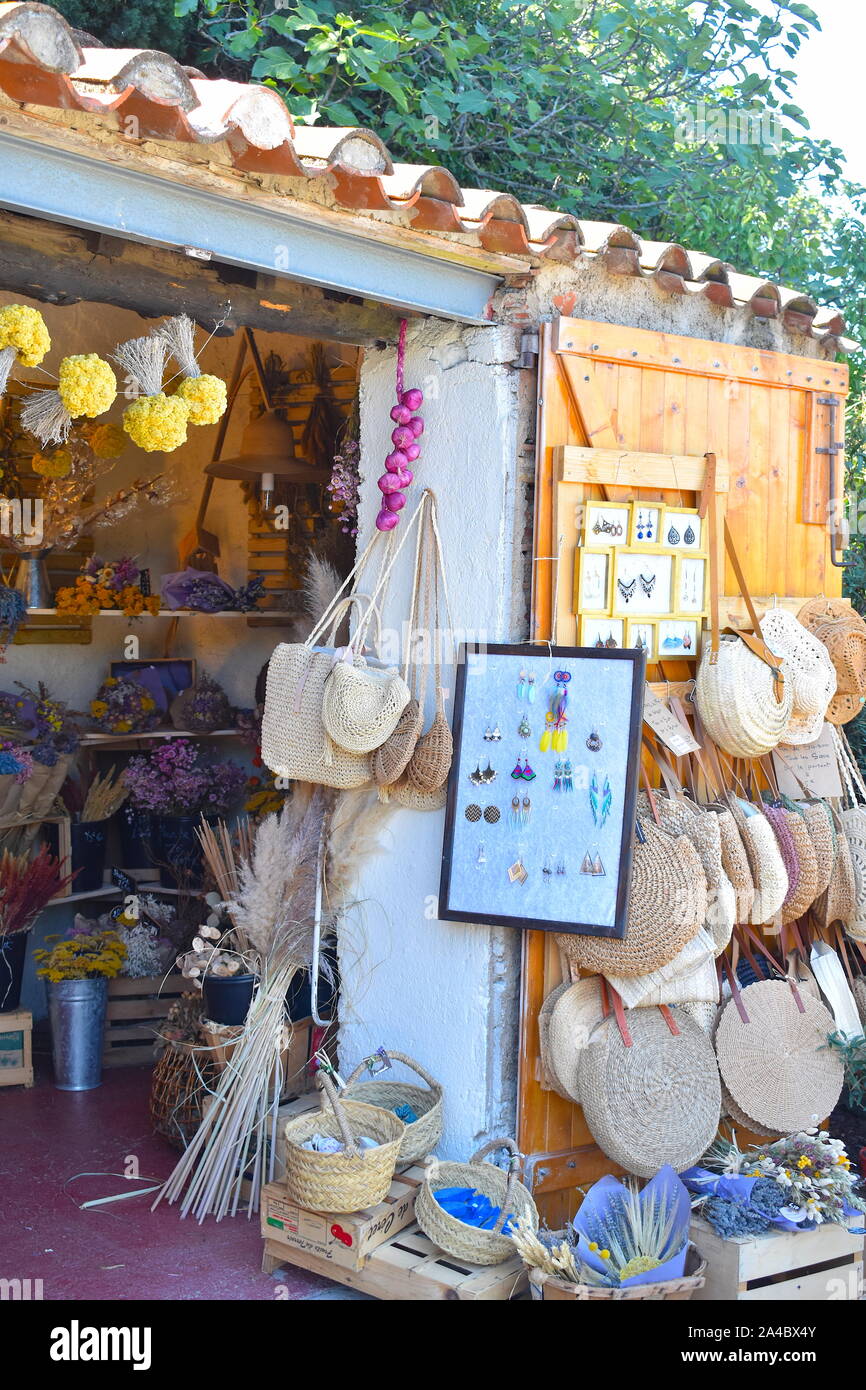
[342,1051,443,1164]
[415,1138,539,1266]
[695,512,790,757]
[830,726,866,941]
[726,796,788,925]
[713,806,755,926]
[388,777,447,812]
[283,1071,404,1213]
[761,799,801,914]
[528,1243,707,1302]
[714,979,844,1133]
[801,799,836,899]
[578,1000,722,1178]
[403,499,453,793]
[546,978,605,1103]
[605,928,719,1010]
[262,595,376,790]
[638,790,735,953]
[322,655,410,754]
[779,807,819,922]
[814,809,856,931]
[372,698,422,787]
[760,606,836,744]
[798,597,866,725]
[854,975,866,1026]
[556,819,706,978]
[720,1082,784,1139]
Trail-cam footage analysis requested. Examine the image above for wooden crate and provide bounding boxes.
[102,972,188,1068]
[262,1220,527,1300]
[0,1008,33,1087]
[690,1217,864,1301]
[260,1165,426,1272]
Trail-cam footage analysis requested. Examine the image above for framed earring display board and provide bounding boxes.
[439,643,645,938]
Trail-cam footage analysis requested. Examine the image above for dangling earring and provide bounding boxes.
[516,668,527,700]
[636,509,644,541]
[645,510,654,542]
[511,757,524,780]
[521,796,532,828]
[491,725,502,742]
[542,858,553,887]
[553,758,563,792]
[509,795,522,829]
[482,761,497,784]
[684,523,695,546]
[522,758,536,782]
[562,759,573,793]
[518,713,531,739]
[476,843,487,868]
[586,728,602,752]
[469,764,483,786]
[527,673,537,704]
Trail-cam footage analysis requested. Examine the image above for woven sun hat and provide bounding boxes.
[322,655,411,754]
[715,979,844,1133]
[557,819,706,979]
[578,1006,722,1178]
[695,632,793,758]
[801,799,836,899]
[726,796,788,926]
[604,928,719,1010]
[546,978,605,1104]
[798,597,866,725]
[538,982,575,1099]
[760,607,836,745]
[712,806,755,926]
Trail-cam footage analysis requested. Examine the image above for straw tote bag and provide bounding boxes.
[604,929,719,1010]
[546,978,605,1104]
[578,988,721,1178]
[341,1051,443,1164]
[637,783,735,954]
[538,982,574,1099]
[403,495,453,793]
[283,1071,405,1213]
[695,514,791,757]
[726,794,788,925]
[370,503,429,788]
[556,819,706,978]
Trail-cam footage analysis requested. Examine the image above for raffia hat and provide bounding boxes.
[546,979,605,1104]
[797,597,866,725]
[556,820,706,978]
[578,1007,722,1178]
[760,608,836,745]
[715,980,844,1132]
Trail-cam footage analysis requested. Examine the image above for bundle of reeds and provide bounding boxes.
[81,768,127,822]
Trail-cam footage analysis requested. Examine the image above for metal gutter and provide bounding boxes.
[0,131,500,324]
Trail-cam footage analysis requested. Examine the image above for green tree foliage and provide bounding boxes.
[52,0,198,55]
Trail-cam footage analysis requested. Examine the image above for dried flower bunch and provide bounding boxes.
[170,672,234,734]
[124,739,246,819]
[21,352,117,446]
[0,681,81,765]
[34,926,126,982]
[57,555,161,620]
[116,317,227,453]
[0,304,50,396]
[89,677,160,736]
[700,1125,866,1232]
[0,846,73,936]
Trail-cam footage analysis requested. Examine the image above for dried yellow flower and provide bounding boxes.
[58,354,117,418]
[176,373,228,425]
[0,304,51,366]
[123,392,189,452]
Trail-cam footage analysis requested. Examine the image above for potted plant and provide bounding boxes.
[0,846,73,1011]
[61,766,127,892]
[33,924,126,1090]
[123,739,246,887]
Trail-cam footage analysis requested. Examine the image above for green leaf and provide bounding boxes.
[369,66,410,112]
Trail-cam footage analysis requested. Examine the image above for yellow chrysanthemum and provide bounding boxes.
[90,700,109,717]
[123,392,189,452]
[0,304,51,366]
[176,373,228,426]
[87,421,126,459]
[32,448,72,478]
[58,354,117,419]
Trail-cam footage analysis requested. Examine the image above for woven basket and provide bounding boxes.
[322,657,411,754]
[579,1007,722,1178]
[528,1242,707,1301]
[727,797,788,925]
[371,698,422,787]
[838,805,866,940]
[342,1051,443,1163]
[715,980,844,1133]
[546,978,605,1103]
[814,813,856,930]
[415,1138,538,1266]
[149,1040,217,1151]
[283,1071,405,1213]
[720,1082,784,1140]
[556,820,706,978]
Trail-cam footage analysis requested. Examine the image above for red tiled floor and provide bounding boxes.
[0,1059,346,1301]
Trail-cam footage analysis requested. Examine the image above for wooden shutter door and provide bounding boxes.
[522,316,849,1224]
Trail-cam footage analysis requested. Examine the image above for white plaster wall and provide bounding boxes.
[337,318,527,1159]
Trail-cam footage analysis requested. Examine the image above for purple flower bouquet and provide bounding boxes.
[124,739,246,818]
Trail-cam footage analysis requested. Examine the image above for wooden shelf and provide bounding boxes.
[80,727,241,745]
[26,608,295,623]
[47,882,201,907]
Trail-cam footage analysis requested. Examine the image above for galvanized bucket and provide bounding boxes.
[48,978,108,1091]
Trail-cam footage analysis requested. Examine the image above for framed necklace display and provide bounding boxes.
[611,548,674,617]
[439,643,645,938]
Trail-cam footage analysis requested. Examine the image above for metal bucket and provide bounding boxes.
[48,978,108,1091]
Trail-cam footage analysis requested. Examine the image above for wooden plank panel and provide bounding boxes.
[744,384,772,597]
[638,362,666,454]
[553,316,848,393]
[662,364,687,458]
[558,447,725,493]
[555,354,619,449]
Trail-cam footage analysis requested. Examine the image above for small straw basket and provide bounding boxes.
[283,1070,405,1213]
[342,1051,443,1164]
[415,1137,538,1266]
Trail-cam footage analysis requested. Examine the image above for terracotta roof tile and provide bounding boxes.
[0,1,845,345]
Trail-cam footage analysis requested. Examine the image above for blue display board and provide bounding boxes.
[439,644,645,937]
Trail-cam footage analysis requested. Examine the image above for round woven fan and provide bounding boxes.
[556,820,706,979]
[715,980,844,1133]
[578,1006,722,1178]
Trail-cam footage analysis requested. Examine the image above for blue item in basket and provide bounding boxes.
[433,1185,516,1234]
[394,1103,418,1124]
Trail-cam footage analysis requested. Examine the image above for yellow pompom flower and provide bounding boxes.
[58,354,117,419]
[123,392,189,452]
[176,373,228,425]
[86,421,126,459]
[0,303,51,366]
[32,448,72,478]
